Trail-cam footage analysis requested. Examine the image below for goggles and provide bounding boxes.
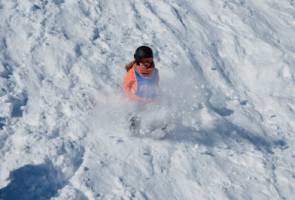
[140,60,154,68]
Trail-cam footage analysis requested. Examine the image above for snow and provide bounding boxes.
[0,0,295,199]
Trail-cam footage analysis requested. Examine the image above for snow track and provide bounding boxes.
[0,0,294,199]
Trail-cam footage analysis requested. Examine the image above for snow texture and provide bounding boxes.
[0,0,294,199]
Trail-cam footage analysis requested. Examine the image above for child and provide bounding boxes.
[123,46,168,138]
[123,46,160,103]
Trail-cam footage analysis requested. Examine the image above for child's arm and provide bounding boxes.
[123,69,142,101]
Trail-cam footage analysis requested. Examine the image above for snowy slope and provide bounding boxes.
[0,0,294,199]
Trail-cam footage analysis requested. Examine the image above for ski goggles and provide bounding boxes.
[140,60,154,68]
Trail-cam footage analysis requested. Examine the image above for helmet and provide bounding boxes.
[134,46,153,63]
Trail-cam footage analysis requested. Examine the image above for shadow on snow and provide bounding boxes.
[165,119,287,154]
[0,162,66,200]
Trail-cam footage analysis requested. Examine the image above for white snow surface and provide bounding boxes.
[0,0,295,199]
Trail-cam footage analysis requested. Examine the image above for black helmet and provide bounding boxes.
[134,46,153,63]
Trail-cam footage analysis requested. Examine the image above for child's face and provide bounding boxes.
[139,57,154,69]
[136,57,154,76]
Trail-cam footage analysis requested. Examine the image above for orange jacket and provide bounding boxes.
[123,63,160,102]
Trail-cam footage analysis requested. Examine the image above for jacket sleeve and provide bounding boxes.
[123,69,142,101]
